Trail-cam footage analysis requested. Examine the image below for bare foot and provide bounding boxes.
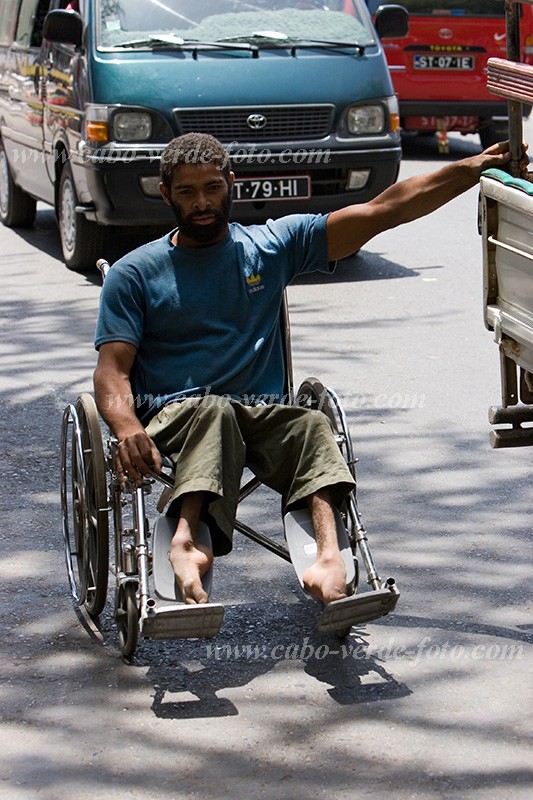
[169,533,213,604]
[302,553,347,604]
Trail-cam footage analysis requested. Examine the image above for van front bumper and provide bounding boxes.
[72,140,402,227]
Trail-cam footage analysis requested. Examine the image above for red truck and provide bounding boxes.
[365,0,533,148]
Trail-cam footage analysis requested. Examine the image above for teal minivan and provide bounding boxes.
[0,0,407,270]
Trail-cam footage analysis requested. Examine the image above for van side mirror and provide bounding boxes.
[374,4,409,39]
[43,9,83,48]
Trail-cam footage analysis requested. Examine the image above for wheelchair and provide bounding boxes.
[60,259,399,658]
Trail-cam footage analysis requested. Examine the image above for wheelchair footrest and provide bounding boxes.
[152,516,214,601]
[283,508,356,596]
[318,585,400,633]
[141,602,224,640]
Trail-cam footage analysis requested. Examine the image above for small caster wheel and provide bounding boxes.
[115,583,139,658]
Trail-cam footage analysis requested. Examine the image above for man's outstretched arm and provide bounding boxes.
[326,141,528,261]
[93,341,162,482]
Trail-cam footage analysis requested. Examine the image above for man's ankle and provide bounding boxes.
[171,529,197,549]
[316,548,343,563]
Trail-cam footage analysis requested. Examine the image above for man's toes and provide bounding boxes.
[302,571,347,604]
[181,578,209,605]
[325,587,348,604]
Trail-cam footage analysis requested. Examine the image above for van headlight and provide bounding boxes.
[113,111,152,142]
[346,104,385,135]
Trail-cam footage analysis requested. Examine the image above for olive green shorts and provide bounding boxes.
[145,396,355,555]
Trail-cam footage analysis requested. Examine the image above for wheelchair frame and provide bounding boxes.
[60,259,399,657]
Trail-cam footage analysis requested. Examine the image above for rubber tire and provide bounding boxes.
[479,119,509,150]
[295,375,358,482]
[116,583,139,659]
[58,162,105,272]
[61,406,85,605]
[295,377,339,433]
[75,393,109,617]
[0,141,36,228]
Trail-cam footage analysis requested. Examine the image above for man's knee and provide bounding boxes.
[195,395,238,425]
[291,406,335,438]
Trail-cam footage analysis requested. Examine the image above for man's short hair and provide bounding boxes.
[160,133,231,187]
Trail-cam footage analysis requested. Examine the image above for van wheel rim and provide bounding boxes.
[60,178,77,255]
[0,151,9,217]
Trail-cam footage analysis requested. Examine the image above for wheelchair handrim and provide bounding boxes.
[60,403,86,604]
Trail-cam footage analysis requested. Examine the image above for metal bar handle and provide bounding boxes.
[505,0,525,175]
[488,235,533,262]
[96,258,111,282]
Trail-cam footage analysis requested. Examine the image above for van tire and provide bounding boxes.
[479,120,509,150]
[58,162,104,272]
[0,141,36,228]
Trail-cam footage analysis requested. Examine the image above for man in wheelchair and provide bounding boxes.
[93,132,524,616]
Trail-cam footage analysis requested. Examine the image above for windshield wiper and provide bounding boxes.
[218,31,372,55]
[114,35,259,55]
[289,38,373,55]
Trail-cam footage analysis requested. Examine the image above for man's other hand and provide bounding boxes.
[116,430,162,485]
[475,140,530,179]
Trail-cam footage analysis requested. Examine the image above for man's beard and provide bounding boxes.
[170,193,232,244]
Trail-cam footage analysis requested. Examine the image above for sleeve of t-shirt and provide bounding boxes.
[94,265,145,351]
[264,213,334,281]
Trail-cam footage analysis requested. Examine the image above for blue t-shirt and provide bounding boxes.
[95,214,332,422]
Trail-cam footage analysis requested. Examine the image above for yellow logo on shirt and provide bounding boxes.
[246,273,264,293]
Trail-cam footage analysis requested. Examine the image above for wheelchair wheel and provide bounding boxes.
[60,393,109,616]
[296,377,339,430]
[296,376,359,585]
[115,582,139,658]
[296,377,356,481]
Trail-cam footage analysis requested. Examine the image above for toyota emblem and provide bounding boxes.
[439,28,453,40]
[246,113,267,130]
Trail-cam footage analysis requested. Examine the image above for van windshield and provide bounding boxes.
[365,0,504,16]
[96,0,375,50]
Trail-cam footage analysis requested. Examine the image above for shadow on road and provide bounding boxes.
[10,206,166,276]
[135,604,412,720]
[400,131,483,163]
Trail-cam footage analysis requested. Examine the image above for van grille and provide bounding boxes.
[174,105,335,141]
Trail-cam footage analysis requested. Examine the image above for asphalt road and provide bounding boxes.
[1,127,532,800]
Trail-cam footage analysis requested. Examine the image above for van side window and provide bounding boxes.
[0,0,19,45]
[16,0,52,48]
